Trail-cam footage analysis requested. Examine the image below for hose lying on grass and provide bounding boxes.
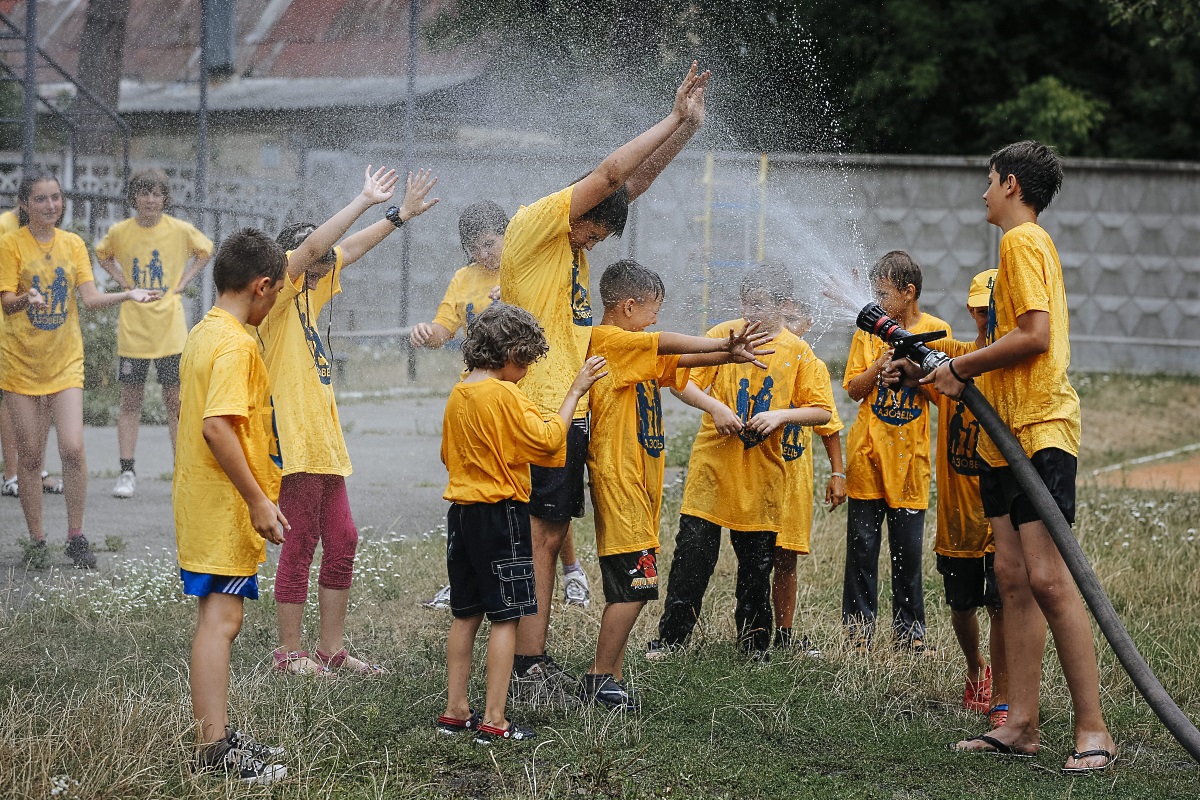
[857,301,1200,764]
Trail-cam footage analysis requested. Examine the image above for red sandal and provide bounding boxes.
[315,647,386,676]
[963,665,992,713]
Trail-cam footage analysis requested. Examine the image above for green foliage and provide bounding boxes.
[980,76,1109,156]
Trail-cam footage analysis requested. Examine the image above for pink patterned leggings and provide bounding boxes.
[273,473,359,604]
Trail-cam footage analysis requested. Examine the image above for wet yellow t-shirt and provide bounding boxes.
[173,307,281,576]
[441,378,568,504]
[0,228,94,395]
[680,321,835,534]
[932,389,992,557]
[586,326,689,556]
[432,262,498,337]
[500,186,592,420]
[777,358,844,554]
[0,210,18,236]
[94,215,213,359]
[254,250,350,477]
[977,222,1080,467]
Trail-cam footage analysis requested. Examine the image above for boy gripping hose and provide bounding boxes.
[842,251,949,650]
[437,303,606,743]
[174,229,289,784]
[649,265,833,662]
[923,142,1115,772]
[501,61,709,703]
[96,169,213,498]
[583,260,772,708]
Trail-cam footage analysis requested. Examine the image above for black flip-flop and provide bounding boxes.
[949,733,1036,759]
[1062,748,1117,774]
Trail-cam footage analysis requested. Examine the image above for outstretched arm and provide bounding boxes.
[341,169,440,267]
[665,321,773,368]
[410,321,453,348]
[287,165,399,280]
[78,280,159,309]
[569,62,710,222]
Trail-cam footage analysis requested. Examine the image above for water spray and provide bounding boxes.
[856,301,1200,763]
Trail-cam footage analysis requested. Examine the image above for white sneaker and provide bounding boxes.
[112,470,136,498]
[563,568,590,608]
[421,584,452,610]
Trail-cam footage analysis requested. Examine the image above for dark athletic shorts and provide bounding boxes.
[600,549,660,603]
[979,447,1076,528]
[118,354,182,387]
[528,416,589,523]
[936,554,1000,611]
[446,499,537,622]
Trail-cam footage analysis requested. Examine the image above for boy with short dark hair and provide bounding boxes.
[842,251,949,650]
[583,260,771,708]
[928,141,1115,771]
[438,303,606,742]
[648,264,834,662]
[174,228,288,784]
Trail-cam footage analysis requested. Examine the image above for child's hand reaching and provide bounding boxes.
[570,355,608,396]
[127,288,161,303]
[359,165,400,206]
[397,168,440,222]
[723,321,774,368]
[251,498,290,545]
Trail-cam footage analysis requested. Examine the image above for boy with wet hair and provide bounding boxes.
[842,251,949,650]
[96,167,213,498]
[582,259,772,708]
[648,263,834,662]
[174,228,288,784]
[502,61,710,704]
[438,302,606,743]
[925,141,1116,772]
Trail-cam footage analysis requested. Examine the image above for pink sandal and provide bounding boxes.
[315,647,386,676]
[272,648,335,677]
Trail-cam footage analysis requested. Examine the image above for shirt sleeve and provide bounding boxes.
[1004,242,1052,319]
[501,187,574,285]
[431,270,466,334]
[792,350,836,415]
[70,234,94,286]
[204,344,253,420]
[502,386,568,463]
[657,356,689,391]
[843,330,873,391]
[186,222,215,258]
[596,328,662,388]
[93,225,116,260]
[0,233,20,294]
[811,360,844,436]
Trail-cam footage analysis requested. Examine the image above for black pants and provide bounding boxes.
[657,514,777,652]
[841,498,926,642]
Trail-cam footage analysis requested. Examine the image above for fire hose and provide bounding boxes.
[857,301,1200,763]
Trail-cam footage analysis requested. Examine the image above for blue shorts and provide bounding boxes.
[180,569,260,599]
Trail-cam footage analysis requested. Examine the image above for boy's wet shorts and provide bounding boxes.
[528,416,589,522]
[119,354,182,386]
[600,549,660,604]
[979,447,1076,528]
[180,569,259,599]
[936,554,1000,612]
[446,499,537,622]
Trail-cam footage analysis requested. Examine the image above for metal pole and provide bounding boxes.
[756,153,768,262]
[401,0,418,381]
[197,0,212,313]
[22,0,37,176]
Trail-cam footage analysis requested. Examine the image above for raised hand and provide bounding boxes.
[360,165,400,206]
[128,288,160,303]
[410,322,435,348]
[724,321,774,368]
[570,355,609,395]
[398,168,440,222]
[671,61,712,123]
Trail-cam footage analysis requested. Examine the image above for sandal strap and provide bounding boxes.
[315,647,348,668]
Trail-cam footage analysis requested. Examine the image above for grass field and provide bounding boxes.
[2,363,1199,799]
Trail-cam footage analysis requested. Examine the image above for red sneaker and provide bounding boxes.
[963,665,992,713]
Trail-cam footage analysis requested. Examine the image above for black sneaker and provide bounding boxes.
[473,719,536,744]
[64,535,97,569]
[644,639,682,662]
[580,673,640,711]
[196,739,287,785]
[509,656,582,707]
[226,727,286,760]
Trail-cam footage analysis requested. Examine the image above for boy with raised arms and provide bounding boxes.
[501,61,710,703]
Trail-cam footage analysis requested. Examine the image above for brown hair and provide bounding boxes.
[126,168,172,209]
[462,303,549,370]
[868,250,923,299]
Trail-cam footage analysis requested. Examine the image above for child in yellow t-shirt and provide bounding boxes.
[649,264,834,661]
[0,173,158,569]
[583,260,771,707]
[95,169,214,498]
[842,251,949,649]
[173,228,288,783]
[438,303,605,743]
[771,301,846,654]
[261,166,437,677]
[0,207,20,497]
[928,142,1114,771]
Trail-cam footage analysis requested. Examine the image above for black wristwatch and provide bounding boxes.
[385,206,405,228]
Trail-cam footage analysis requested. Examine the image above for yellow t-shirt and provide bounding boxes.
[0,210,18,236]
[173,307,281,576]
[977,222,1080,467]
[254,251,350,477]
[0,228,94,395]
[777,358,844,554]
[932,389,992,557]
[843,312,950,509]
[432,262,498,337]
[94,215,213,359]
[586,326,689,556]
[441,378,568,504]
[680,321,835,534]
[499,186,592,419]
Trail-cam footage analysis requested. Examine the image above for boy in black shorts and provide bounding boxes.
[437,304,605,742]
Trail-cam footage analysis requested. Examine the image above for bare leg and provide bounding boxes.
[0,394,18,479]
[191,593,244,744]
[50,389,86,531]
[276,602,305,653]
[484,619,518,728]
[591,601,646,680]
[515,516,568,657]
[444,615,483,721]
[7,393,51,540]
[772,548,798,631]
[559,525,578,567]
[163,384,181,453]
[950,608,987,683]
[117,382,145,462]
[987,606,1008,708]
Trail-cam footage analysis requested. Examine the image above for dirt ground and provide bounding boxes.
[1093,453,1200,493]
